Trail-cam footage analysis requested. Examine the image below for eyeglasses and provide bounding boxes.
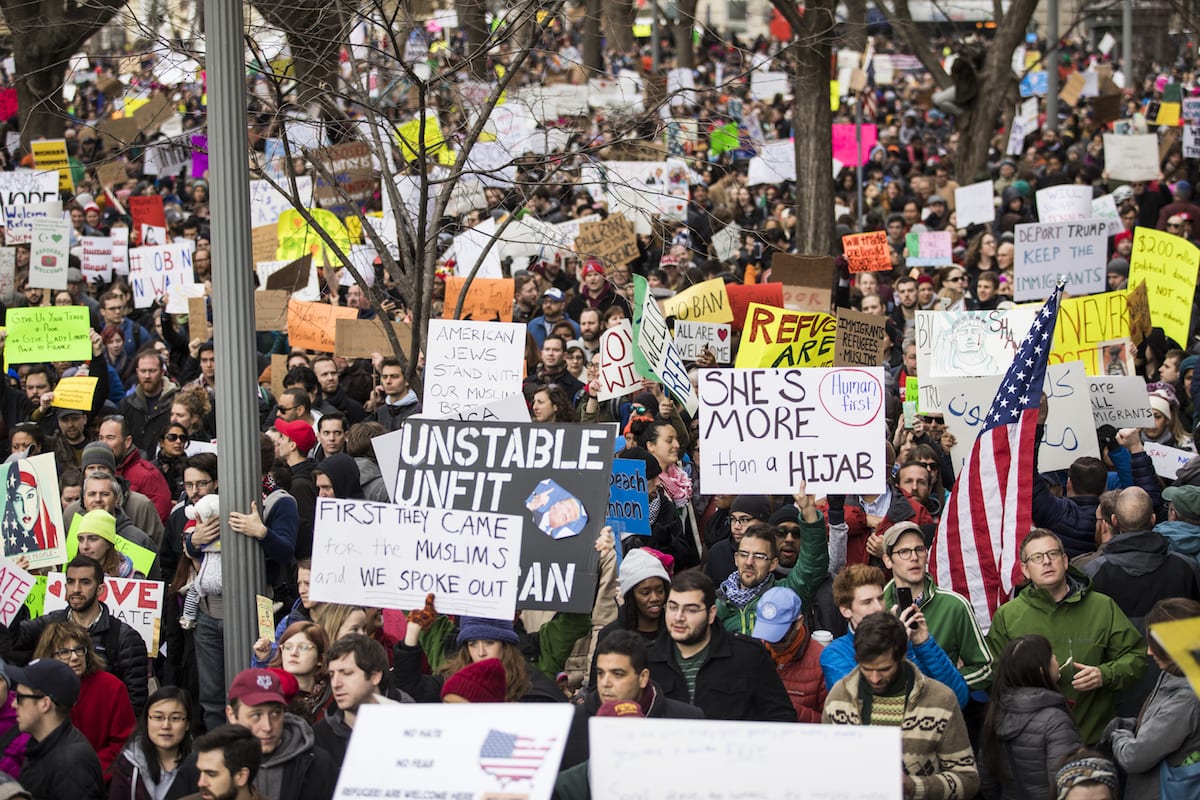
[1023,549,1065,565]
[735,550,773,564]
[13,692,44,704]
[281,642,316,654]
[53,646,86,659]
[148,713,187,724]
[729,514,756,525]
[891,546,928,560]
[184,479,212,491]
[163,433,189,443]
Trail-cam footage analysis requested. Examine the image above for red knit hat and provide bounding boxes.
[441,658,506,703]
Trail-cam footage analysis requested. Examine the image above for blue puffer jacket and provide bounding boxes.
[819,628,969,707]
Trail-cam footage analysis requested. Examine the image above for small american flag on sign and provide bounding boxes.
[478,729,554,783]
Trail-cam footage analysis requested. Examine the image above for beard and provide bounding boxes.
[673,622,709,647]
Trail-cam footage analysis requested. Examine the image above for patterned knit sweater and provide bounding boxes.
[823,660,980,800]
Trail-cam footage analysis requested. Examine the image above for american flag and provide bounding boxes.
[930,280,1065,633]
[478,729,554,783]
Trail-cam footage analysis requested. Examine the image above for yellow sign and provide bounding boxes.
[51,376,99,411]
[1150,616,1200,698]
[395,115,455,166]
[1129,227,1200,349]
[256,595,276,643]
[66,513,157,578]
[31,140,73,192]
[733,303,836,368]
[276,208,351,263]
[658,278,734,323]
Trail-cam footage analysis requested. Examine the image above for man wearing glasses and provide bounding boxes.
[986,528,1146,745]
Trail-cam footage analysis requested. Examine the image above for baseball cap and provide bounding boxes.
[751,587,803,643]
[228,668,287,707]
[1163,484,1200,519]
[596,700,644,717]
[542,287,565,302]
[273,418,317,454]
[926,194,947,206]
[582,259,606,278]
[881,521,928,554]
[7,658,80,707]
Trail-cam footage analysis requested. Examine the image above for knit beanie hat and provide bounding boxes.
[1054,756,1118,800]
[441,658,506,703]
[730,495,771,521]
[78,509,117,543]
[641,547,674,576]
[456,617,519,647]
[82,441,117,473]
[1147,382,1179,420]
[768,505,801,526]
[618,548,671,597]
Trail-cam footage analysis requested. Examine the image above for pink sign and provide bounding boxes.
[832,124,878,167]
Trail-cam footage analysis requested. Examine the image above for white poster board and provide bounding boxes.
[1103,134,1160,181]
[1144,441,1195,480]
[249,177,312,229]
[1091,194,1126,236]
[423,320,525,417]
[954,180,995,227]
[0,170,59,220]
[699,367,887,494]
[28,218,71,290]
[1013,220,1108,301]
[127,243,194,308]
[44,573,164,655]
[914,309,1036,411]
[3,201,59,246]
[1089,376,1154,427]
[673,321,732,363]
[80,235,113,283]
[598,320,642,401]
[1035,185,1093,222]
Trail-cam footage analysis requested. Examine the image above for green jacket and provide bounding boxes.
[884,575,994,689]
[716,512,829,635]
[986,568,1146,745]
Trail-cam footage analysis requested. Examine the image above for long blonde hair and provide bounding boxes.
[441,642,530,702]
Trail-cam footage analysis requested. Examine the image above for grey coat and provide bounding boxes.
[980,687,1082,800]
[1107,671,1200,800]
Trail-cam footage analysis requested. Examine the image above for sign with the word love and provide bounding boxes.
[44,573,164,655]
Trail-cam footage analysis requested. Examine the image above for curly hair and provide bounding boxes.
[34,619,105,677]
[173,385,212,429]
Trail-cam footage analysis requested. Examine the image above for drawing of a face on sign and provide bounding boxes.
[525,479,588,540]
[0,453,65,569]
[938,316,1003,376]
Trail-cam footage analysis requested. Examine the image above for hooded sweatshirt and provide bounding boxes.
[256,714,319,800]
[980,686,1081,800]
[319,454,364,499]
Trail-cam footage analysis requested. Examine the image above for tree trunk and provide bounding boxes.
[582,0,603,73]
[605,0,636,56]
[670,0,697,70]
[13,43,67,151]
[842,0,868,52]
[457,0,490,79]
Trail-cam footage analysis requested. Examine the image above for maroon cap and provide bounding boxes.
[228,668,286,707]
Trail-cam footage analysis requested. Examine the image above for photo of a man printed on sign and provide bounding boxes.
[0,453,65,569]
[525,479,588,540]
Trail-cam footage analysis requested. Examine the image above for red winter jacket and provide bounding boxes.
[842,488,934,565]
[770,636,828,724]
[118,447,173,523]
[71,669,135,782]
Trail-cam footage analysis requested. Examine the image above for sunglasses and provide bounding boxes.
[163,433,189,443]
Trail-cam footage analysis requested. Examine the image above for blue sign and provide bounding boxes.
[1020,71,1048,97]
[606,459,650,539]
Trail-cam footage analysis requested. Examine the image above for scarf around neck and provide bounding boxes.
[658,463,692,505]
[720,571,772,609]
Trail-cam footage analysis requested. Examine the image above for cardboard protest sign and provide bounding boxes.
[165,282,205,315]
[939,361,1099,473]
[770,253,834,313]
[834,307,887,366]
[590,718,901,800]
[1103,134,1160,180]
[44,574,163,654]
[0,454,65,569]
[3,200,59,245]
[672,321,731,363]
[30,140,72,191]
[659,278,733,323]
[734,304,836,369]
[598,320,641,401]
[286,299,358,353]
[423,320,525,417]
[1057,72,1086,106]
[1125,280,1151,346]
[263,254,312,292]
[442,276,515,322]
[1035,185,1092,222]
[699,367,886,495]
[51,376,98,411]
[841,231,891,272]
[332,319,413,360]
[254,291,289,332]
[372,420,615,612]
[574,213,639,266]
[904,230,952,266]
[726,283,785,330]
[1013,220,1108,301]
[1088,376,1154,427]
[78,235,113,283]
[5,307,91,364]
[28,218,70,290]
[607,459,650,539]
[0,557,34,626]
[914,309,1036,411]
[0,170,58,220]
[310,499,524,619]
[954,180,995,227]
[1128,227,1200,349]
[632,276,698,414]
[128,195,166,232]
[256,595,275,643]
[1143,441,1195,480]
[128,244,194,308]
[312,141,376,214]
[333,704,572,799]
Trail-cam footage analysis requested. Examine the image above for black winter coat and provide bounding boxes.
[20,720,105,800]
[560,681,704,768]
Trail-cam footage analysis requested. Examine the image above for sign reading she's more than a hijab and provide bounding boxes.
[371,421,615,612]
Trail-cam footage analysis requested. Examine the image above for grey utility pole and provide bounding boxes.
[1123,0,1133,92]
[205,0,265,686]
[1046,0,1058,131]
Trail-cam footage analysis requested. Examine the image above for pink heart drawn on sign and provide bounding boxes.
[717,328,728,342]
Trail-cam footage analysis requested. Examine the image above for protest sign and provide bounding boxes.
[904,230,952,266]
[746,138,795,185]
[44,573,163,654]
[0,248,15,304]
[442,276,514,322]
[166,282,206,316]
[3,200,58,245]
[263,254,313,292]
[770,253,833,313]
[79,235,113,283]
[598,320,641,401]
[1128,227,1200,349]
[0,557,34,626]
[1035,185,1093,222]
[191,135,208,179]
[699,368,886,495]
[659,278,733,324]
[673,321,731,363]
[1058,72,1086,106]
[831,123,877,166]
[28,218,70,290]
[312,141,376,213]
[333,704,572,800]
[30,140,72,191]
[286,299,358,353]
[110,227,129,275]
[0,170,58,220]
[443,217,502,279]
[726,283,784,329]
[1144,441,1195,480]
[256,595,275,643]
[140,224,167,247]
[254,291,289,332]
[128,195,166,232]
[914,309,1035,411]
[310,499,524,619]
[841,230,891,272]
[444,395,531,423]
[589,718,901,800]
[51,376,98,411]
[332,319,413,359]
[607,459,650,539]
[1045,291,1131,375]
[5,307,90,364]
[372,420,615,612]
[834,307,887,366]
[250,177,313,229]
[955,180,995,227]
[735,304,836,369]
[1184,126,1200,159]
[128,243,194,308]
[939,361,1099,473]
[424,320,525,417]
[632,275,698,414]
[1013,219,1108,300]
[1089,376,1154,427]
[0,454,65,569]
[574,214,639,267]
[1103,134,1160,180]
[143,137,191,177]
[1150,616,1200,699]
[1125,280,1151,346]
[1091,193,1126,236]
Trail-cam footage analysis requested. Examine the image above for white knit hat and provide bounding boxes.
[618,549,671,597]
[1148,392,1173,420]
